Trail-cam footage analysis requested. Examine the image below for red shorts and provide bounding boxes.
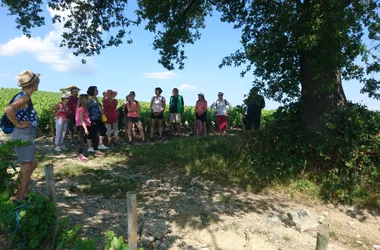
[216,115,228,132]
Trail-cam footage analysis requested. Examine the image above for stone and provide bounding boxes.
[317,215,325,224]
[267,214,282,223]
[287,210,319,232]
[159,242,168,249]
[168,209,177,216]
[140,233,155,244]
[142,219,169,239]
[190,178,198,186]
[321,211,329,216]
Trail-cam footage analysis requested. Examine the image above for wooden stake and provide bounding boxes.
[44,164,56,205]
[127,191,137,249]
[316,231,329,250]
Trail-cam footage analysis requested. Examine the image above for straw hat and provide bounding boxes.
[103,89,118,99]
[17,70,41,87]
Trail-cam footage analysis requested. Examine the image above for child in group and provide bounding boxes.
[76,94,104,161]
[126,91,145,144]
[195,93,208,136]
[124,95,136,140]
[50,94,70,151]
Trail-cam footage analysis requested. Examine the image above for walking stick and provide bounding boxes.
[50,114,55,143]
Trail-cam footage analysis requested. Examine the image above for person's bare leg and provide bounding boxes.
[99,136,105,145]
[170,122,174,134]
[150,119,156,139]
[203,122,207,136]
[124,124,128,140]
[87,139,93,148]
[16,160,37,200]
[137,123,145,141]
[177,122,181,135]
[127,122,133,142]
[158,119,163,138]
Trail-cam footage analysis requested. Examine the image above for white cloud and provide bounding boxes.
[0,7,97,75]
[179,83,196,91]
[143,72,176,79]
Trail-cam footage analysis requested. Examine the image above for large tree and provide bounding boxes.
[2,0,380,131]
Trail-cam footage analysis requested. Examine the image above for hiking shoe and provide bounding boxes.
[60,145,68,151]
[54,146,62,152]
[87,148,95,153]
[78,155,88,161]
[95,151,104,157]
[98,144,108,150]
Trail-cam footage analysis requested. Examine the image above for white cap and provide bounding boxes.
[61,94,69,99]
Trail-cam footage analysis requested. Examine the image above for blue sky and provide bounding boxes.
[0,1,379,110]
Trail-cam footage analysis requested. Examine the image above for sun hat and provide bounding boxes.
[198,92,204,96]
[218,92,224,95]
[17,70,41,87]
[103,89,118,99]
[61,94,70,99]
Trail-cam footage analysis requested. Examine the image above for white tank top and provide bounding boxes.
[151,96,165,112]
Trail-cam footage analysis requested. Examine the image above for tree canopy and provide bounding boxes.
[2,0,380,121]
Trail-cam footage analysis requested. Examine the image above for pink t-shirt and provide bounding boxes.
[127,101,139,118]
[196,100,207,113]
[75,107,91,127]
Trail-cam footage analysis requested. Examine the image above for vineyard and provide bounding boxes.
[0,88,274,134]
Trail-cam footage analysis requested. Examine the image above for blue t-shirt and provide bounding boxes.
[14,92,38,127]
[88,98,102,121]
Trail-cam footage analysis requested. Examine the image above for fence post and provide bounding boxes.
[44,164,56,205]
[316,231,329,250]
[127,191,137,250]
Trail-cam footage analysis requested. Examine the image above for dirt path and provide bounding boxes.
[1,132,380,250]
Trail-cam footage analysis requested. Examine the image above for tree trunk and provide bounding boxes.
[300,50,347,133]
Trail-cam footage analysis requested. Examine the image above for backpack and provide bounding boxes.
[216,99,228,106]
[1,93,30,134]
[150,96,164,108]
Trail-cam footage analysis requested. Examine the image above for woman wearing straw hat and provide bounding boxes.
[4,70,40,200]
[102,89,119,145]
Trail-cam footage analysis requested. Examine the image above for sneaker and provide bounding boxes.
[95,151,104,157]
[60,145,68,151]
[54,146,62,152]
[78,155,88,161]
[129,141,134,145]
[158,137,163,141]
[87,148,95,153]
[150,138,154,142]
[98,144,108,150]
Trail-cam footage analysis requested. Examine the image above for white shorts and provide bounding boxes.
[170,113,181,124]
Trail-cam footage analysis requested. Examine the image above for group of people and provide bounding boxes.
[50,86,247,155]
[3,69,266,201]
